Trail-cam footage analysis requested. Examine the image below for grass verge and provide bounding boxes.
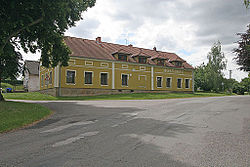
[0,101,52,133]
[3,92,232,101]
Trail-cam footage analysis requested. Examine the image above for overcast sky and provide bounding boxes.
[25,0,250,81]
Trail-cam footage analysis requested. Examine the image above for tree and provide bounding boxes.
[244,0,250,8]
[0,0,96,101]
[234,24,250,72]
[194,41,227,92]
[206,41,227,92]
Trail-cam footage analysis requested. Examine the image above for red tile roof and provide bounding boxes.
[64,36,193,69]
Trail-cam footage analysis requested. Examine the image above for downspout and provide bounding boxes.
[192,70,194,93]
[58,65,61,96]
[151,66,154,90]
[112,62,115,89]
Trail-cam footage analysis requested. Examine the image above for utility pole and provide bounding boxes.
[229,70,232,94]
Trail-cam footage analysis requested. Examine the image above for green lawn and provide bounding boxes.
[0,101,52,133]
[3,92,232,101]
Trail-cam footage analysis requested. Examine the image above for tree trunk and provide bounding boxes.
[0,93,4,101]
[0,72,4,101]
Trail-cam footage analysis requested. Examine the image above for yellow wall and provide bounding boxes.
[40,57,193,92]
[40,66,55,90]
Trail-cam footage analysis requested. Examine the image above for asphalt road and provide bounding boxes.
[0,96,250,167]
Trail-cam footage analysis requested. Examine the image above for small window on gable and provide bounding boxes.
[139,57,147,64]
[118,54,127,61]
[157,59,165,66]
[101,63,109,67]
[85,61,93,66]
[176,61,182,67]
[122,64,128,68]
[140,66,146,71]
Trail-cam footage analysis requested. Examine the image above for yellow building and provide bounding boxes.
[40,37,194,96]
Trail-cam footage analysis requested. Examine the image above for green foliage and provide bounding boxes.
[0,82,24,92]
[0,0,96,100]
[234,24,250,71]
[244,0,250,8]
[194,41,227,92]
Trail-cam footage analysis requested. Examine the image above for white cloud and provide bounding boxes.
[23,0,249,81]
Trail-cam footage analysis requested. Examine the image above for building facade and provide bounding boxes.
[23,60,40,92]
[40,37,194,96]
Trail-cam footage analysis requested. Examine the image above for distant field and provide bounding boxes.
[0,101,52,133]
[3,92,233,101]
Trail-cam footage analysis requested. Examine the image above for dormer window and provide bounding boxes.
[138,56,147,64]
[157,59,165,66]
[176,61,182,67]
[118,54,127,61]
[171,61,183,67]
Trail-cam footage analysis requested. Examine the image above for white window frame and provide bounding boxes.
[177,78,182,89]
[84,71,93,85]
[166,77,172,88]
[66,70,76,85]
[156,76,163,88]
[68,59,76,65]
[41,74,44,87]
[85,61,93,66]
[122,64,128,69]
[100,72,109,86]
[49,71,53,85]
[140,66,146,71]
[121,73,129,87]
[100,62,109,67]
[185,78,190,89]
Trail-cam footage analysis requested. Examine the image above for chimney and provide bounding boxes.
[128,44,133,47]
[96,37,101,43]
[153,46,156,51]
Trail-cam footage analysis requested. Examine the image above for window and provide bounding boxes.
[140,66,146,71]
[157,77,162,88]
[101,73,108,85]
[177,78,182,88]
[185,79,190,89]
[45,73,49,85]
[157,59,165,66]
[85,61,93,66]
[118,54,127,61]
[41,75,44,87]
[166,77,172,88]
[122,74,128,86]
[49,71,52,84]
[101,63,109,67]
[66,70,75,84]
[139,57,147,64]
[122,64,128,68]
[85,72,93,84]
[176,62,182,67]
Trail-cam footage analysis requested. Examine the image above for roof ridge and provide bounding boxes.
[64,36,177,55]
